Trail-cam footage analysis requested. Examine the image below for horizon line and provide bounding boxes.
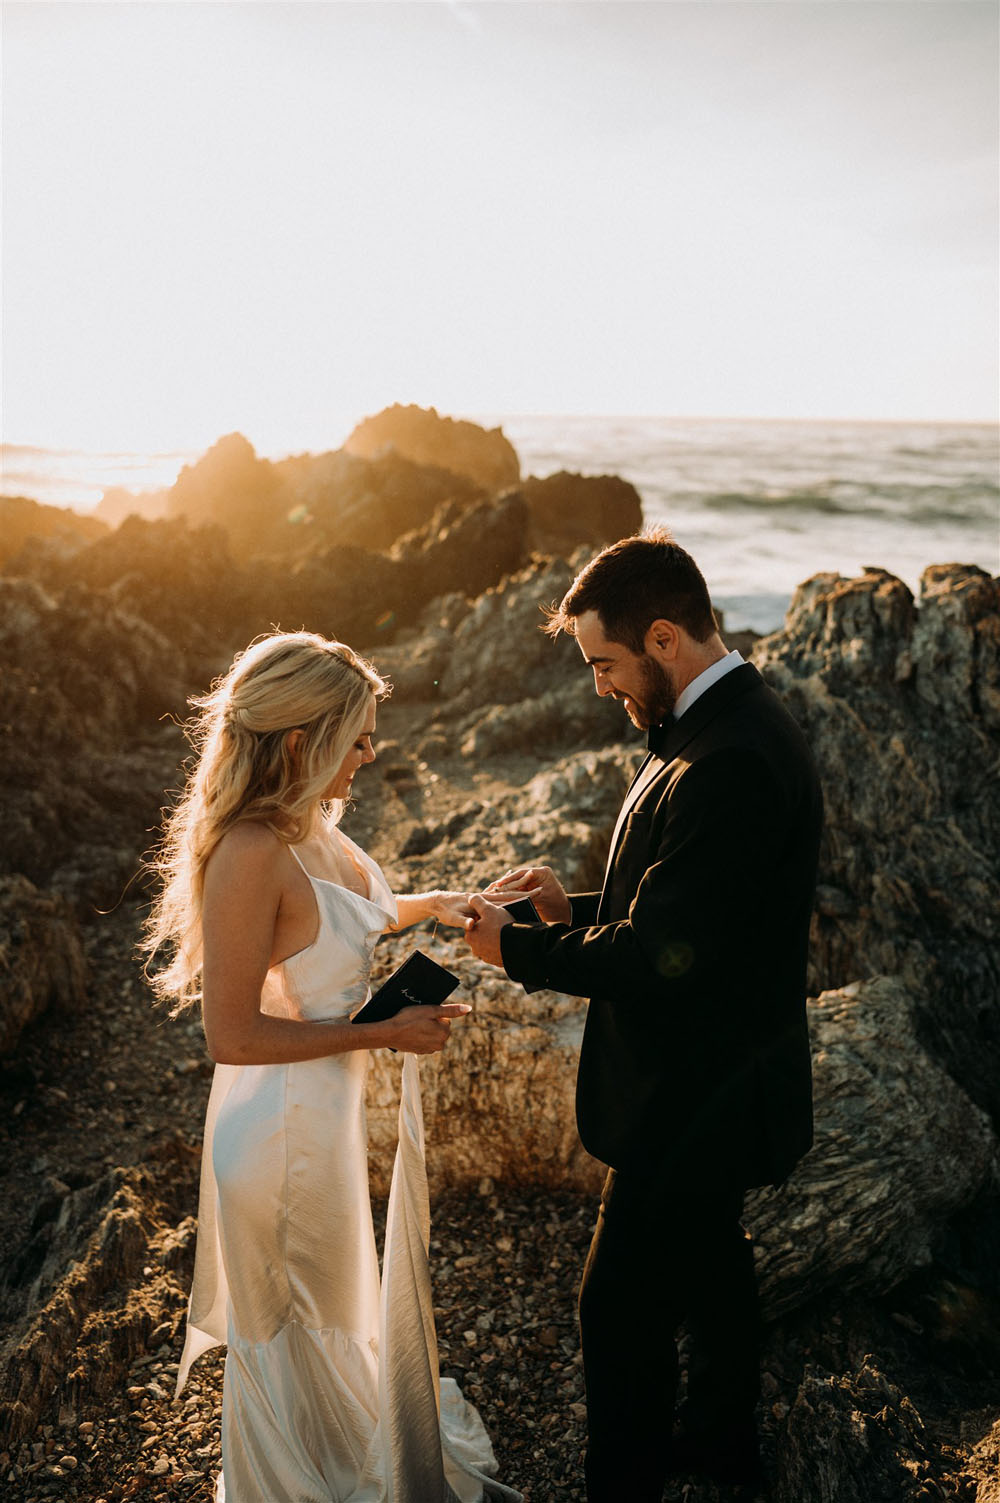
[3,410,999,461]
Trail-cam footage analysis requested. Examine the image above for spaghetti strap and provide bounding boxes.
[286,842,311,877]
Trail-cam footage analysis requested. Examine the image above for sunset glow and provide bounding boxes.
[3,1,997,454]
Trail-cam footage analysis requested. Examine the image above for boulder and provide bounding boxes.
[747,978,1000,1320]
[773,566,919,689]
[0,876,88,1057]
[254,543,404,646]
[521,471,643,555]
[367,962,999,1325]
[360,617,463,703]
[344,404,520,493]
[365,932,601,1199]
[165,439,487,562]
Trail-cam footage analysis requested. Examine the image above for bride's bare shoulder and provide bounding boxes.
[206,821,290,886]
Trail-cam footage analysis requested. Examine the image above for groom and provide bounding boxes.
[465,527,822,1501]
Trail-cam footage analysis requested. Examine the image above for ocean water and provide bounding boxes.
[498,416,999,632]
[3,418,997,633]
[0,444,198,512]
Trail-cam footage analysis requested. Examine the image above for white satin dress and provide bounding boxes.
[176,829,521,1503]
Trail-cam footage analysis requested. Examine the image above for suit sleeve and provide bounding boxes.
[500,748,785,1002]
[568,892,601,927]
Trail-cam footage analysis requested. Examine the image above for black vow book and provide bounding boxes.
[351,950,461,1027]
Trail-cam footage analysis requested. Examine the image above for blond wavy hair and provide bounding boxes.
[142,631,388,1011]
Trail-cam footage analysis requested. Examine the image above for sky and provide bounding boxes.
[2,0,998,454]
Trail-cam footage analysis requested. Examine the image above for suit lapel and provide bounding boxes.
[600,754,665,890]
[599,664,765,905]
[652,663,763,765]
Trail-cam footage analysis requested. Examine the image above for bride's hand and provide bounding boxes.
[484,866,571,925]
[428,890,478,926]
[387,1002,472,1054]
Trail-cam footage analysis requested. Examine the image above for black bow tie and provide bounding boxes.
[646,719,673,758]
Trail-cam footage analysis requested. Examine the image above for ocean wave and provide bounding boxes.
[701,488,860,516]
[699,483,996,526]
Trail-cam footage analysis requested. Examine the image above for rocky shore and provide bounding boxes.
[1,405,998,1502]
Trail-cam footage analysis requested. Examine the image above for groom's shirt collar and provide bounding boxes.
[647,649,744,755]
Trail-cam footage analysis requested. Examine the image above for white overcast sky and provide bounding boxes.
[2,0,997,452]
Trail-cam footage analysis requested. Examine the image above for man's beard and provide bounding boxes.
[624,655,677,729]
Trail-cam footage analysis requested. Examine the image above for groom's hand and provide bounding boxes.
[464,894,513,968]
[485,865,572,926]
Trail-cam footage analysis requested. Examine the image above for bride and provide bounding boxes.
[143,631,521,1503]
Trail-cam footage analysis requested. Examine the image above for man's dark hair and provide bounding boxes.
[543,526,717,652]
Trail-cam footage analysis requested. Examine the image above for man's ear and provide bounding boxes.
[644,619,681,661]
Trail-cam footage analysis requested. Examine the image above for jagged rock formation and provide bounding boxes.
[753,564,1000,1132]
[0,575,185,767]
[106,422,641,569]
[776,1357,939,1503]
[371,556,579,702]
[9,515,251,663]
[248,491,533,647]
[438,555,587,707]
[166,433,288,557]
[269,447,488,558]
[344,403,520,493]
[370,554,628,752]
[93,414,519,564]
[0,1153,197,1449]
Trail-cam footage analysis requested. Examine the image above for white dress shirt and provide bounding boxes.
[672,649,745,721]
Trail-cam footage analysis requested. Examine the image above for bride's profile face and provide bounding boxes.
[324,702,377,800]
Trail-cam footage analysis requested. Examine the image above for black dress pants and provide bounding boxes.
[578,1167,761,1502]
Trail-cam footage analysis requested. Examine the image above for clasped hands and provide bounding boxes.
[465,866,570,967]
[427,867,568,966]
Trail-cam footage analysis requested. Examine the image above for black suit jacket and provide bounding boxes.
[500,663,823,1191]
